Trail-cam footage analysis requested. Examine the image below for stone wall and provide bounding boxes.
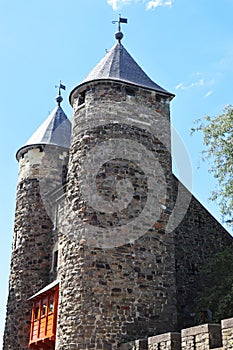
[56,81,178,349]
[173,178,233,330]
[4,80,233,350]
[119,317,233,350]
[3,146,69,350]
[3,177,53,350]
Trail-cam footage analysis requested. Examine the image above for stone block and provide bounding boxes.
[181,324,222,349]
[148,332,181,350]
[120,339,148,349]
[221,317,233,349]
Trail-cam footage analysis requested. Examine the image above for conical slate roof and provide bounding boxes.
[72,41,173,96]
[16,98,71,160]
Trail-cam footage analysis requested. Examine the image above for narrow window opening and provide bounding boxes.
[62,164,68,186]
[51,243,59,273]
[34,305,40,320]
[53,204,58,231]
[41,299,47,316]
[78,91,86,106]
[49,296,54,313]
[53,250,58,272]
[126,88,135,96]
[156,94,162,102]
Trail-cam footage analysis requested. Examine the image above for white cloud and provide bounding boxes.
[146,0,173,10]
[107,0,174,10]
[175,79,205,90]
[175,73,216,94]
[107,0,117,10]
[107,0,132,10]
[204,90,213,98]
[175,82,184,90]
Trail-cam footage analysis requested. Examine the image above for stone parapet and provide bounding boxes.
[120,339,148,349]
[221,318,233,349]
[148,332,181,350]
[181,324,222,349]
[119,318,233,350]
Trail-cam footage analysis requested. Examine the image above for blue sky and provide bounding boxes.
[1,0,233,345]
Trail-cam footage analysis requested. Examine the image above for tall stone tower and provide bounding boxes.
[56,28,177,349]
[3,94,71,350]
[4,19,233,350]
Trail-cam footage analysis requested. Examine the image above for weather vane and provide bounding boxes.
[55,80,66,96]
[55,81,66,106]
[112,14,128,42]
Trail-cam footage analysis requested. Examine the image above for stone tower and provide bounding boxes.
[56,29,177,349]
[4,22,233,350]
[3,94,71,350]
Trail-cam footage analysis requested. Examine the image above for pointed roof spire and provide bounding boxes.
[70,43,174,101]
[16,90,72,160]
[70,19,174,103]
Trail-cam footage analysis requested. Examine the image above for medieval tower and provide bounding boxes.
[3,21,233,350]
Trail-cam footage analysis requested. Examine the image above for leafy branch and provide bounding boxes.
[191,105,233,226]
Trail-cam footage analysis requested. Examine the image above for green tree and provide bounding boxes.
[191,105,233,227]
[195,248,233,323]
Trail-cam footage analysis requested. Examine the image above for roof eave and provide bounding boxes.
[69,78,175,106]
[28,280,60,300]
[16,143,70,161]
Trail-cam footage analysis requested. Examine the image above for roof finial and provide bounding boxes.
[55,81,66,106]
[112,14,128,43]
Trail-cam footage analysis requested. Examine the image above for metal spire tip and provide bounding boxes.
[112,14,128,43]
[55,81,66,106]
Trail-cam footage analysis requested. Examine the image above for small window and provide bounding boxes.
[41,299,47,316]
[53,250,58,272]
[51,243,59,273]
[34,305,40,320]
[49,297,54,313]
[62,164,68,186]
[78,91,86,106]
[126,88,135,97]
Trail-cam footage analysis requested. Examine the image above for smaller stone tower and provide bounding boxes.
[3,93,71,350]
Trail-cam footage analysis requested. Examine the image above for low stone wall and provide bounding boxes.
[221,318,233,349]
[148,332,181,350]
[181,324,222,349]
[119,317,233,349]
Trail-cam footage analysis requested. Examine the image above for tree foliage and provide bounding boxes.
[195,248,233,323]
[191,105,233,226]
